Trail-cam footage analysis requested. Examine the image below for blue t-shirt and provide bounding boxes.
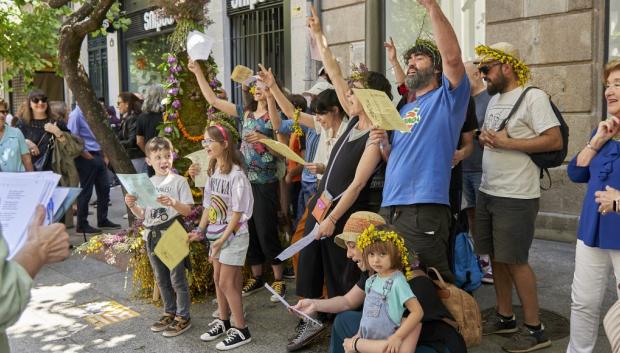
[68,106,101,152]
[382,74,471,207]
[279,119,319,184]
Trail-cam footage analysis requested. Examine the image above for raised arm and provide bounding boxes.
[258,64,316,128]
[307,5,353,116]
[385,37,406,85]
[418,0,465,88]
[188,59,238,117]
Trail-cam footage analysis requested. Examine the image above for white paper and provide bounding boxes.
[264,283,323,326]
[0,172,60,258]
[276,224,318,261]
[185,149,210,188]
[187,30,214,61]
[117,174,161,209]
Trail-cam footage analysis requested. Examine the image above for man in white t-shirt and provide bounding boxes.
[474,42,563,353]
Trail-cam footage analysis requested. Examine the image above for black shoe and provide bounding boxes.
[215,327,252,350]
[283,267,295,279]
[286,319,326,351]
[242,277,264,297]
[98,220,121,229]
[76,225,102,234]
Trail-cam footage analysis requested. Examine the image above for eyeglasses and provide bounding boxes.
[604,82,620,90]
[478,62,502,75]
[201,138,215,147]
[30,96,48,104]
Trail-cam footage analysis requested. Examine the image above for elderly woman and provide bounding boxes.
[0,101,32,172]
[566,59,620,353]
[17,90,72,172]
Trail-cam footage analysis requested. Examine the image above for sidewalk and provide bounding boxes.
[7,186,616,353]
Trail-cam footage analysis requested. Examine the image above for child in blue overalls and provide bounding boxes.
[350,226,424,353]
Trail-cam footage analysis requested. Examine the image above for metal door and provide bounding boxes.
[88,35,109,104]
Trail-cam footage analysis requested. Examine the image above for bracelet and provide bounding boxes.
[327,214,338,225]
[353,337,360,353]
[586,143,599,152]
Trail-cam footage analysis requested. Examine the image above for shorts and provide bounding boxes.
[210,226,250,266]
[461,171,482,210]
[474,191,539,264]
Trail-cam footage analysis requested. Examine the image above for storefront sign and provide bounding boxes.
[143,10,175,32]
[230,0,266,10]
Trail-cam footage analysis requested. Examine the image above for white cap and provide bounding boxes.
[303,80,333,96]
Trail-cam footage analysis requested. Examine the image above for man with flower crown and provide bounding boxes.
[371,0,470,284]
[473,42,562,352]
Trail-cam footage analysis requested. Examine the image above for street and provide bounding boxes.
[7,186,617,353]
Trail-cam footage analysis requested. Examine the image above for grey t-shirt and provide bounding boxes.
[462,90,492,172]
[142,173,194,239]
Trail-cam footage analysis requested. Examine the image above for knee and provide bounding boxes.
[218,277,233,293]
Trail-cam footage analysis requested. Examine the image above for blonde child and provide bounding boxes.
[189,125,254,350]
[346,225,423,353]
[124,137,194,337]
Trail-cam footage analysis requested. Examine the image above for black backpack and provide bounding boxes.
[498,86,569,189]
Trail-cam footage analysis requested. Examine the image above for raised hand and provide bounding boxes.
[187,59,203,75]
[307,4,322,35]
[258,63,276,88]
[384,37,398,64]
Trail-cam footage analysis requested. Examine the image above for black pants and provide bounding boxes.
[247,182,283,266]
[75,152,110,228]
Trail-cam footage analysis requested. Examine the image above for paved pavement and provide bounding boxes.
[7,186,617,353]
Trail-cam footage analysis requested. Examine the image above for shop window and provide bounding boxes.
[384,0,485,100]
[610,0,620,59]
[126,35,169,95]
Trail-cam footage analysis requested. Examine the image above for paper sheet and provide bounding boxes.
[185,149,210,188]
[52,187,82,223]
[117,174,160,209]
[264,283,323,326]
[231,65,254,84]
[276,224,318,261]
[154,220,190,271]
[352,88,411,132]
[259,138,306,165]
[187,30,214,61]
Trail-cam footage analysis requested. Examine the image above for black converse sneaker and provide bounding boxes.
[241,277,264,296]
[200,319,227,342]
[215,327,252,350]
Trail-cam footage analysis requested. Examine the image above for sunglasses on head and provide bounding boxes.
[30,96,48,104]
[478,62,502,75]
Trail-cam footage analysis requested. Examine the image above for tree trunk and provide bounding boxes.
[57,1,135,175]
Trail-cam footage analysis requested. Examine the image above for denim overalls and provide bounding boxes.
[359,273,400,339]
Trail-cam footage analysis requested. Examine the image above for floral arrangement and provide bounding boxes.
[292,108,304,137]
[475,44,531,86]
[356,224,415,280]
[348,63,370,88]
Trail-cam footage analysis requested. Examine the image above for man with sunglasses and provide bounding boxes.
[474,42,562,353]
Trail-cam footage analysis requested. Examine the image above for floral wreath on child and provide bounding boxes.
[356,224,415,280]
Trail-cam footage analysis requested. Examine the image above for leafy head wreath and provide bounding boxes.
[474,44,531,86]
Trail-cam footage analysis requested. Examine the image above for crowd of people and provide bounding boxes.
[2,0,620,352]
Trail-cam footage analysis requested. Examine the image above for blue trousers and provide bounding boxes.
[74,152,110,228]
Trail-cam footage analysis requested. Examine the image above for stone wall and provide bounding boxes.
[486,0,606,242]
[320,0,365,76]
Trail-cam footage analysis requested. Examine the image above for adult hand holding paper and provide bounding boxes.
[259,138,306,165]
[187,30,214,61]
[154,220,190,271]
[352,88,411,132]
[264,283,323,327]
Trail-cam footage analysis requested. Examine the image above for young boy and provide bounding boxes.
[124,136,194,337]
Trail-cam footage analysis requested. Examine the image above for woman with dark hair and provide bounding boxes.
[17,89,71,172]
[284,7,390,351]
[136,85,165,177]
[188,60,287,302]
[118,92,146,173]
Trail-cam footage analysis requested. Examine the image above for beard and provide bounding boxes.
[405,66,436,91]
[486,71,508,95]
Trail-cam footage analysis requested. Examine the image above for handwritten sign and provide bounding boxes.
[352,88,411,132]
[231,65,253,84]
[260,138,306,165]
[154,220,190,271]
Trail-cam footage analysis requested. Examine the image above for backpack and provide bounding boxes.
[428,267,482,348]
[453,231,483,292]
[498,86,570,189]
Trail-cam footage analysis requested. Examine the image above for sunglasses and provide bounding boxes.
[478,62,502,75]
[30,96,48,104]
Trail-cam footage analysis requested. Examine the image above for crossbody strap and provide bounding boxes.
[497,86,538,131]
[322,124,356,202]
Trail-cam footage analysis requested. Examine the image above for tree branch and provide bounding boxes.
[46,0,71,8]
[74,0,115,36]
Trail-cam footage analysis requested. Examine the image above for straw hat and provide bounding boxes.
[334,211,386,249]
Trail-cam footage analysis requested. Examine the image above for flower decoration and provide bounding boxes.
[292,108,304,137]
[356,224,414,280]
[475,45,531,86]
[348,63,370,88]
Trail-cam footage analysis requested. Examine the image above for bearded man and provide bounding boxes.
[371,0,471,283]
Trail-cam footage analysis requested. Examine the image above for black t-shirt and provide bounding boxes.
[136,111,163,145]
[448,97,478,215]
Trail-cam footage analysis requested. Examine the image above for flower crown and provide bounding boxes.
[475,45,531,86]
[208,118,240,142]
[405,38,442,70]
[348,63,370,88]
[356,224,414,280]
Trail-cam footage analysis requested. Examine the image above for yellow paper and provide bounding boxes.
[185,149,210,188]
[260,138,306,165]
[352,88,411,132]
[80,300,140,329]
[154,220,190,271]
[231,65,253,84]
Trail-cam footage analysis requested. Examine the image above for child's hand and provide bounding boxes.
[188,229,204,243]
[187,163,201,180]
[187,59,202,75]
[342,337,355,353]
[210,237,225,257]
[385,334,402,353]
[125,194,138,208]
[157,195,177,207]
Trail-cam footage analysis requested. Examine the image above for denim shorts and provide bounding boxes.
[211,226,250,266]
[461,171,482,210]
